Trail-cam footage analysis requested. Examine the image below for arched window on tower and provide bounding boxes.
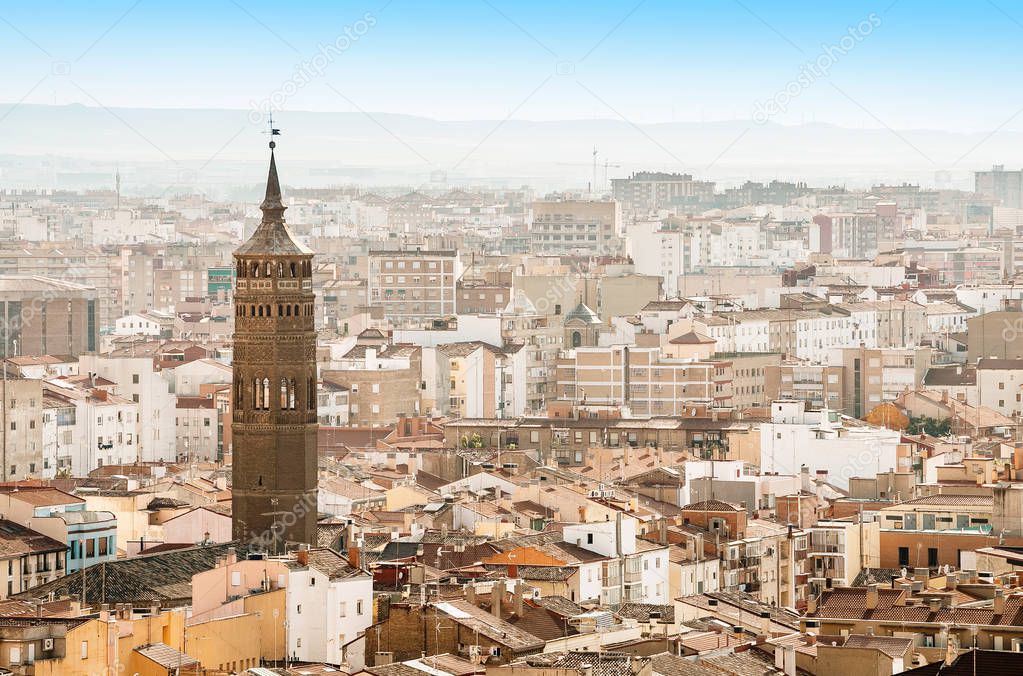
[290,262,297,278]
[236,378,243,406]
[289,378,297,409]
[294,304,300,317]
[308,378,315,410]
[280,378,289,409]
[253,376,261,409]
[252,262,260,278]
[278,262,284,278]
[262,378,270,410]
[237,261,245,278]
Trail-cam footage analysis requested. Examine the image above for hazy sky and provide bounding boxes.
[3,0,1022,132]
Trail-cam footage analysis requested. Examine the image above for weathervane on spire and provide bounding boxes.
[265,112,281,149]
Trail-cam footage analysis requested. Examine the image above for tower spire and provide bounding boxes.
[260,114,284,215]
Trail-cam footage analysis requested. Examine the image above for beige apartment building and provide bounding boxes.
[722,352,781,409]
[555,345,733,415]
[836,346,931,418]
[0,276,99,357]
[367,249,457,327]
[323,344,423,427]
[765,362,846,412]
[530,199,622,255]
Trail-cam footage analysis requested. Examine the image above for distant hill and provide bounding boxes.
[0,103,1014,190]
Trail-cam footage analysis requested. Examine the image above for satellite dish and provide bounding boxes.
[901,567,908,579]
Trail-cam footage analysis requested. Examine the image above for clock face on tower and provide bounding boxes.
[231,148,318,552]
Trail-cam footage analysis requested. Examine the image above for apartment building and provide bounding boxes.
[0,276,99,357]
[0,520,66,598]
[810,211,879,259]
[439,341,506,419]
[530,199,622,255]
[323,344,423,427]
[0,243,117,328]
[367,249,458,327]
[501,295,564,415]
[611,171,716,212]
[805,520,879,598]
[976,164,1023,209]
[320,278,368,334]
[43,377,137,474]
[555,346,734,415]
[765,362,845,411]
[0,376,43,481]
[835,346,932,418]
[175,396,219,463]
[696,307,876,363]
[456,279,510,314]
[976,358,1023,418]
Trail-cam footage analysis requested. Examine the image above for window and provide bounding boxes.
[232,571,241,586]
[357,600,364,615]
[132,374,140,384]
[586,533,594,544]
[297,604,302,614]
[81,641,88,659]
[339,601,347,617]
[86,539,95,557]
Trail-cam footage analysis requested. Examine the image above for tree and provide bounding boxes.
[906,415,952,437]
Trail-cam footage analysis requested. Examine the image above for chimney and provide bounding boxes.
[514,580,525,616]
[994,589,1006,616]
[349,546,361,570]
[491,580,505,618]
[466,583,477,606]
[659,519,668,545]
[296,549,309,567]
[507,563,518,579]
[914,567,929,585]
[806,595,817,614]
[927,598,941,613]
[865,583,879,610]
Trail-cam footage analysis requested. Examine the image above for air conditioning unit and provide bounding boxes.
[43,638,54,651]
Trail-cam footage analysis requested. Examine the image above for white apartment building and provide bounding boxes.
[317,381,351,427]
[564,516,670,607]
[78,354,176,463]
[286,549,374,670]
[758,400,903,490]
[626,222,687,298]
[44,378,138,474]
[976,358,1023,418]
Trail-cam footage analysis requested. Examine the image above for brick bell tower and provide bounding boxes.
[231,140,317,550]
